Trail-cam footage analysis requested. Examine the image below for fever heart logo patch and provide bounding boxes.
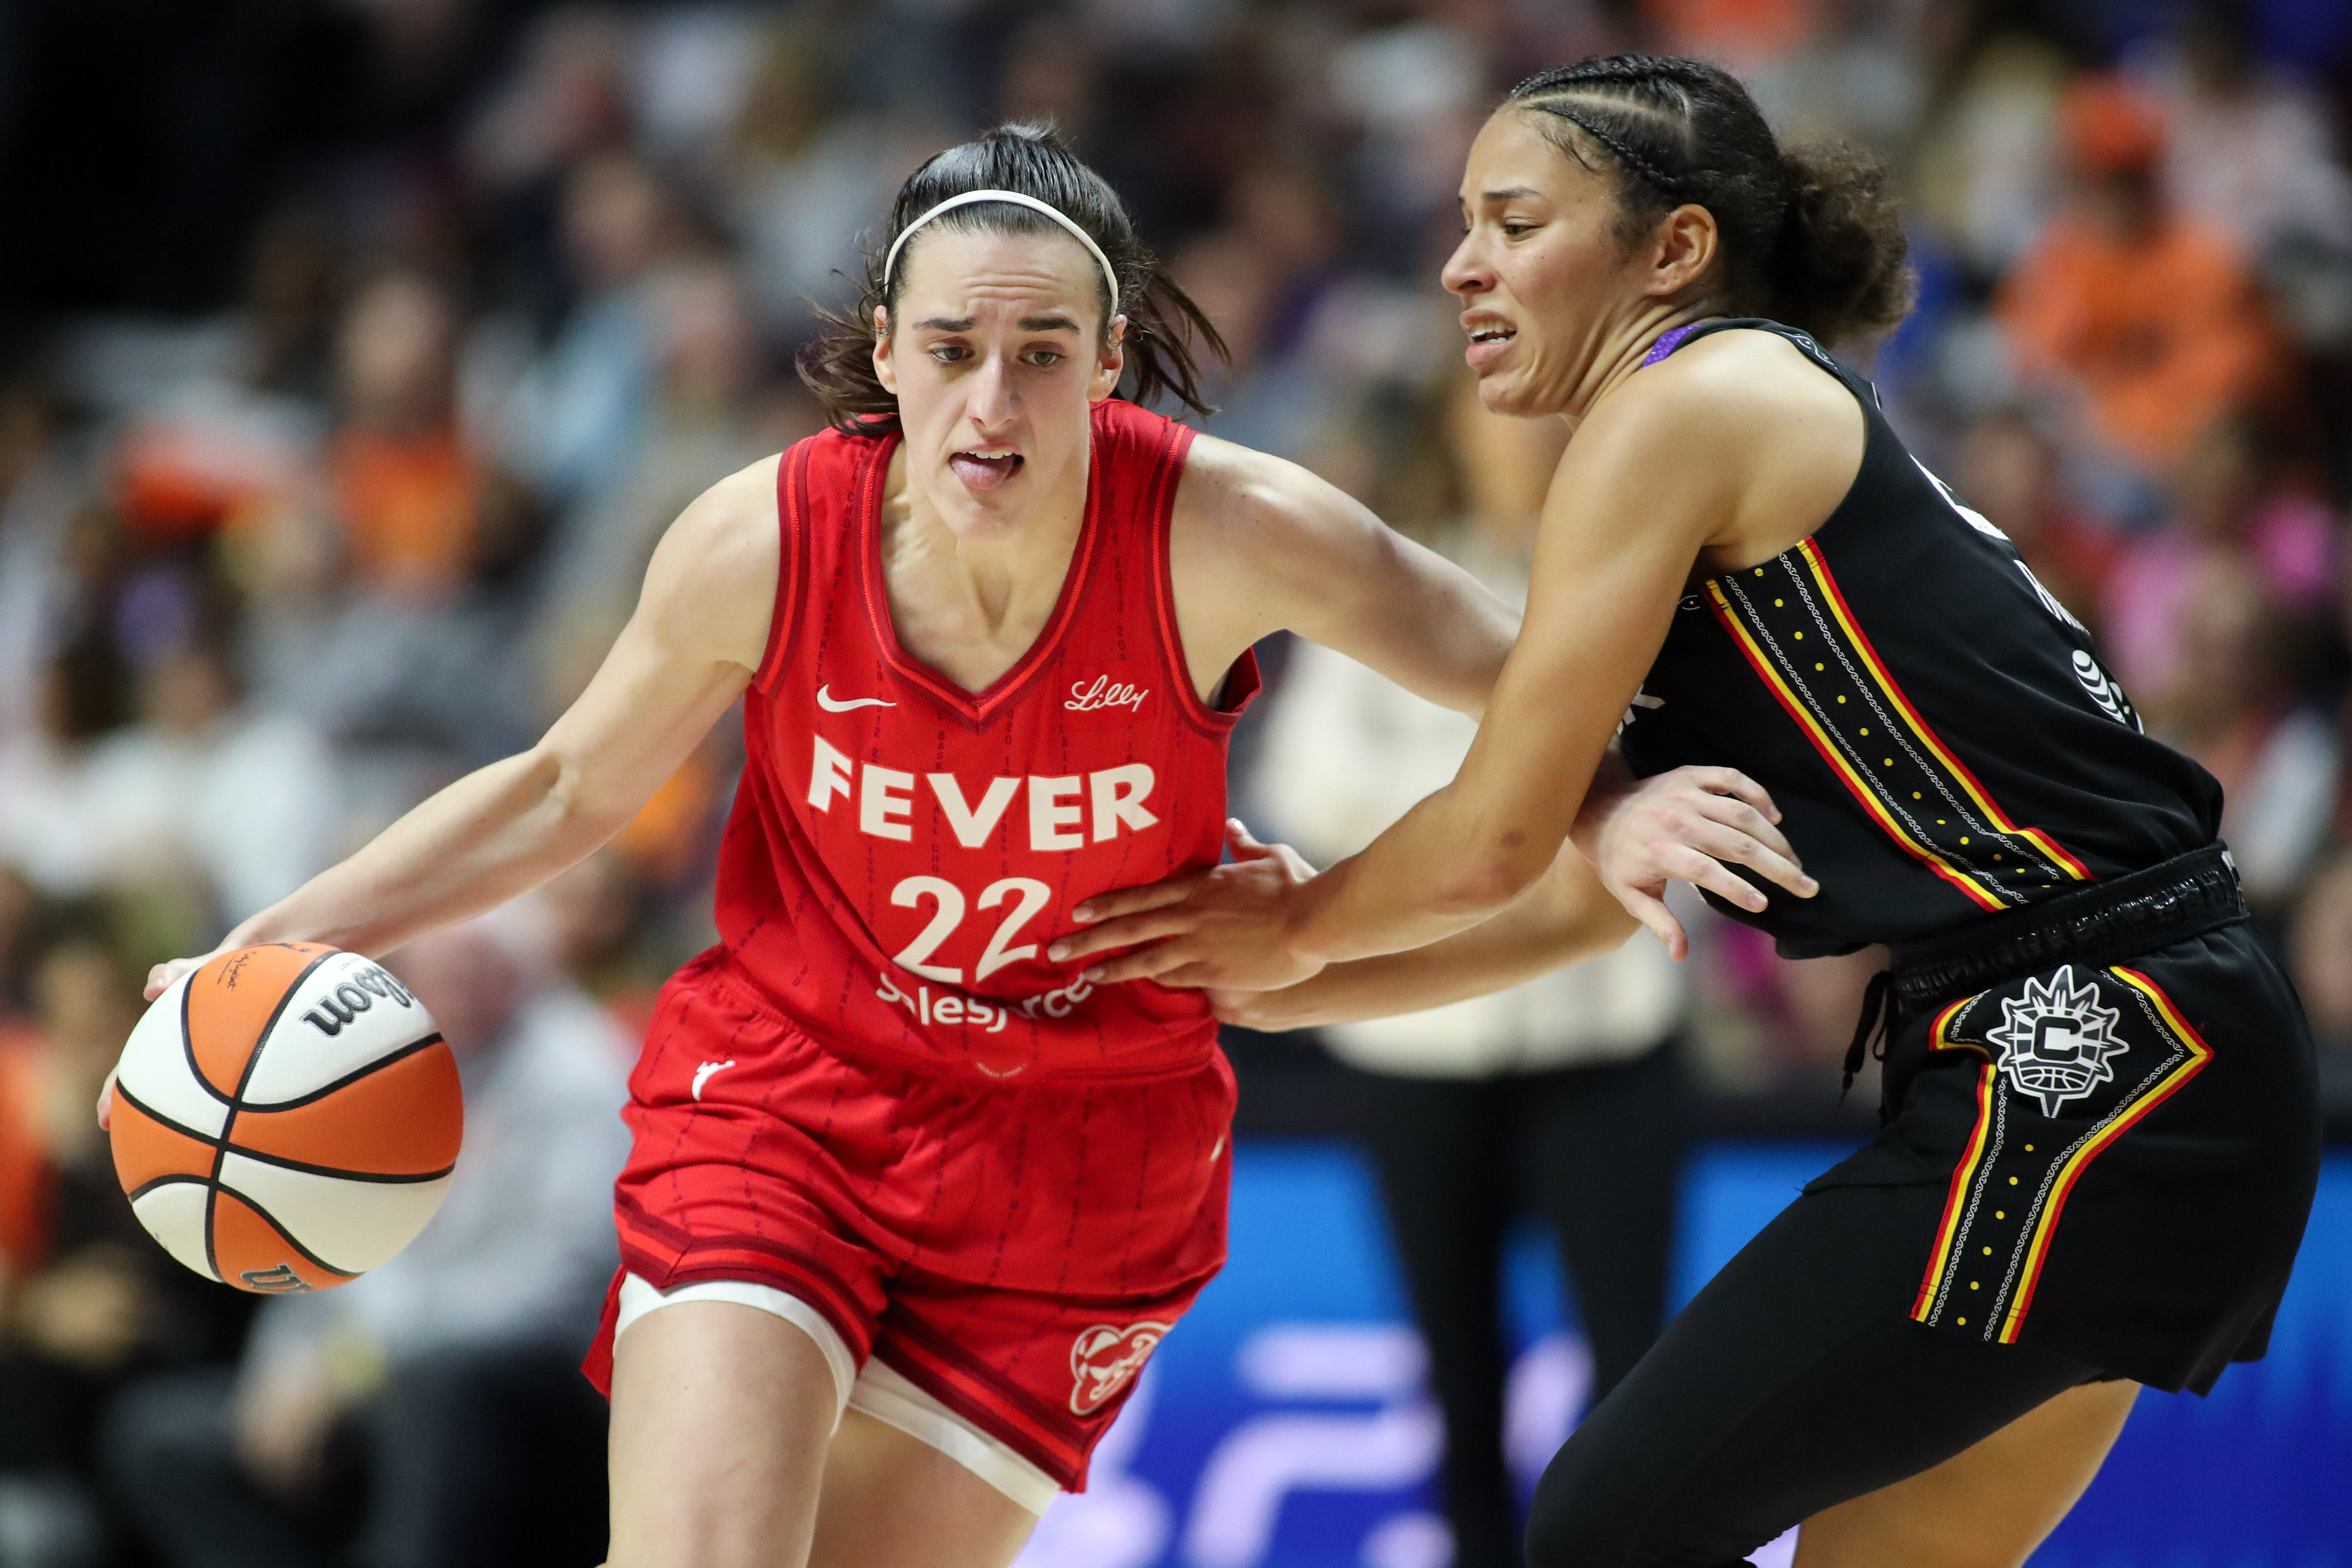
[1069,1320,1170,1416]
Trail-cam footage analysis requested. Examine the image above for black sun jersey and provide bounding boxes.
[1617,319,2222,958]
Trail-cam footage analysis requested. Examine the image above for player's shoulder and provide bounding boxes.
[1171,428,1327,536]
[666,453,783,562]
[641,453,784,637]
[1619,327,1850,433]
[1582,326,1858,483]
[637,455,786,667]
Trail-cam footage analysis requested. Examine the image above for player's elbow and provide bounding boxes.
[531,746,630,844]
[1431,849,1547,921]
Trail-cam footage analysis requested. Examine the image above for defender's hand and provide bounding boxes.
[1049,821,1324,991]
[1575,765,1815,961]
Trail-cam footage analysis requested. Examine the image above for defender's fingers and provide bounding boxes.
[1048,910,1199,963]
[1081,941,1200,986]
[1620,889,1689,962]
[1691,794,1799,864]
[1688,767,1782,824]
[1224,819,1274,858]
[1070,873,1206,925]
[1680,820,1816,898]
[95,1068,117,1131]
[1665,846,1772,913]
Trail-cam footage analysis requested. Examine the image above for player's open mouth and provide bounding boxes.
[1463,316,1517,370]
[950,448,1024,490]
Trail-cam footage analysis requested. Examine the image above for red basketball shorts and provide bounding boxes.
[584,952,1235,1492]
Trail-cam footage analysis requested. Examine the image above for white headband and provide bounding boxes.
[881,190,1122,315]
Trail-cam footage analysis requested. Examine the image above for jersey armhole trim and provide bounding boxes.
[1679,317,1881,558]
[1147,420,1252,737]
[754,441,809,696]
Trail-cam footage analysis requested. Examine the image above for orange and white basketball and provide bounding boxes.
[108,943,463,1294]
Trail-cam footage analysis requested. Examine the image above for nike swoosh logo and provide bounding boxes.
[817,685,896,712]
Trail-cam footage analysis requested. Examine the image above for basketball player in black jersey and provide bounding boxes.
[1059,54,2321,1567]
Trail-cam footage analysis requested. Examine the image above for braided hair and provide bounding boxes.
[1504,55,1913,348]
[798,121,1225,436]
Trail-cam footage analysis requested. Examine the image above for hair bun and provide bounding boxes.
[1775,139,1915,347]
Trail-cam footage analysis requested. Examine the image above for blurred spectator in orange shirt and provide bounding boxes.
[1999,75,2282,475]
[329,268,481,602]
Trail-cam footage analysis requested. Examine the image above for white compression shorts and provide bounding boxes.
[612,1273,1061,1513]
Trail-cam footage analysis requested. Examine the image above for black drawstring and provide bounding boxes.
[1842,970,1894,1100]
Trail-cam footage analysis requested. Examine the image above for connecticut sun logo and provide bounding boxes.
[1985,966,2127,1116]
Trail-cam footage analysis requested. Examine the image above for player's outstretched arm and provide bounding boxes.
[1166,433,1521,717]
[1061,344,1838,989]
[1208,827,1637,1031]
[137,457,782,1000]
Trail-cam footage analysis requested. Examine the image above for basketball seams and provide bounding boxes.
[116,1081,230,1147]
[177,975,233,1107]
[205,948,341,1286]
[237,1032,448,1112]
[228,1152,456,1186]
[125,1172,217,1203]
[211,1190,359,1286]
[115,1079,455,1184]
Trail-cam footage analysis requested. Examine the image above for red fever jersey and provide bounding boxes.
[715,396,1258,1082]
[591,400,1255,1485]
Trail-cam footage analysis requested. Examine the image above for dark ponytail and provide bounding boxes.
[796,121,1225,436]
[1504,55,1914,348]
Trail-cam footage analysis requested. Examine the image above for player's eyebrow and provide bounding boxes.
[1019,314,1082,333]
[913,316,976,332]
[1482,186,1544,202]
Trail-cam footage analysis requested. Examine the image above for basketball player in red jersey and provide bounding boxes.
[115,124,1810,1568]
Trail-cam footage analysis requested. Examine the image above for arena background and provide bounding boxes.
[3,0,2351,1564]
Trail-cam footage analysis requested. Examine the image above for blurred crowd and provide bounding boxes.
[5,0,2352,1562]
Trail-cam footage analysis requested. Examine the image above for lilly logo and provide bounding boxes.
[1066,675,1147,714]
[1069,1320,1170,1416]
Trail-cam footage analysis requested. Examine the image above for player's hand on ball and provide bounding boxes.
[1052,821,1324,991]
[146,950,222,1002]
[103,950,226,1130]
[1575,764,1815,961]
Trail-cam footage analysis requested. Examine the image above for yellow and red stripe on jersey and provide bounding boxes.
[1705,576,2008,911]
[1706,541,2092,911]
[1912,1034,1999,1323]
[1794,540,2091,883]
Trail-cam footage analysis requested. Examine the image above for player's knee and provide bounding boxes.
[1524,1438,1618,1561]
[1527,1434,1760,1568]
[1525,1429,1640,1568]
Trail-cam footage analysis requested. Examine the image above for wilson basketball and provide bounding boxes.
[108,943,463,1294]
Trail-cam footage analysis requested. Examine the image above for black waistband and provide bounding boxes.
[1888,843,2246,1011]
